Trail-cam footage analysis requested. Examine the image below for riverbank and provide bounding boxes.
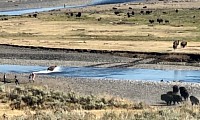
[1,72,200,106]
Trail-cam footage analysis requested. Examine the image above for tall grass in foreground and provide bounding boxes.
[11,104,200,120]
[1,84,200,119]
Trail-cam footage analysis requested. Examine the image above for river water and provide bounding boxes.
[0,0,140,15]
[0,65,200,83]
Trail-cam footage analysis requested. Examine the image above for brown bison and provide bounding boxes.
[180,41,187,48]
[47,65,57,71]
[173,40,179,50]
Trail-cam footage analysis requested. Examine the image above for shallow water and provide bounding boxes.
[0,65,200,83]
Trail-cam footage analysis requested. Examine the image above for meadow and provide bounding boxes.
[1,2,200,53]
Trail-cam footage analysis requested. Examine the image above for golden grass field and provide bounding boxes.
[1,1,200,54]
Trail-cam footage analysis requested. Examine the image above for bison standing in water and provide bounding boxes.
[47,66,57,71]
[180,41,187,48]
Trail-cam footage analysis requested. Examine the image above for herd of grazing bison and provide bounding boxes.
[161,85,199,106]
[0,5,191,51]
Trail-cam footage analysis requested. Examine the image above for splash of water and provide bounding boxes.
[33,66,61,74]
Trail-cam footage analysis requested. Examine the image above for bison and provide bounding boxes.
[76,12,82,17]
[190,96,199,105]
[146,10,152,15]
[33,13,37,18]
[127,12,131,18]
[157,18,163,24]
[131,11,135,15]
[179,87,189,100]
[173,40,179,50]
[161,94,182,105]
[165,20,169,23]
[114,11,120,15]
[149,19,154,24]
[168,85,179,94]
[173,85,179,94]
[47,65,57,71]
[180,41,187,48]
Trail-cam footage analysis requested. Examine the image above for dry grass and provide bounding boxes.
[1,1,200,54]
[1,83,199,120]
[0,83,147,119]
[1,18,200,53]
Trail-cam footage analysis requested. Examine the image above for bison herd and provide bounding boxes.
[161,85,199,106]
[110,6,183,25]
[65,12,82,18]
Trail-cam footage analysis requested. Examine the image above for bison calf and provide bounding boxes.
[190,96,199,105]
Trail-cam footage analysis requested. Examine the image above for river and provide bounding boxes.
[0,0,140,15]
[0,65,200,83]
